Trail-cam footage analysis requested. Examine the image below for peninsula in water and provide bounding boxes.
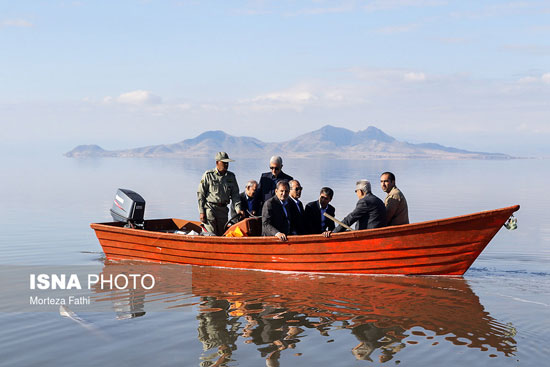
[65,125,512,159]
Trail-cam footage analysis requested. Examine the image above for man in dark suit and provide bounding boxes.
[231,179,262,220]
[258,156,293,206]
[288,180,307,235]
[304,187,336,237]
[262,180,298,241]
[332,180,386,233]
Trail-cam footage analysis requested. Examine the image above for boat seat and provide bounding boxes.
[224,217,262,237]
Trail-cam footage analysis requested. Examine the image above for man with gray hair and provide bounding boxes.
[258,155,293,206]
[231,179,262,220]
[332,179,387,233]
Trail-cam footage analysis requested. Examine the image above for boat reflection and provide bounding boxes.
[95,263,517,365]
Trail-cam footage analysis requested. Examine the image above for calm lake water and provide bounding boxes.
[0,153,549,366]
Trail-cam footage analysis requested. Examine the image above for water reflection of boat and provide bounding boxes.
[91,205,519,275]
[191,266,517,363]
[94,263,517,364]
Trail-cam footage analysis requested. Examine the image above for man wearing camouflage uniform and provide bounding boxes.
[198,152,244,235]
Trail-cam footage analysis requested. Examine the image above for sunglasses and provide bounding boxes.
[292,187,303,191]
[270,166,281,171]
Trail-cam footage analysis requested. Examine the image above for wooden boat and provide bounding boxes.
[91,205,519,275]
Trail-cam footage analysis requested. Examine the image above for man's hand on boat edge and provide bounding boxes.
[275,231,331,240]
[275,232,288,241]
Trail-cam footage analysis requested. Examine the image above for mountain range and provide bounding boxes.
[65,125,512,159]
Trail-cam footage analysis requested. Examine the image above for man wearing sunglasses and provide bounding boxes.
[288,180,307,235]
[258,156,293,206]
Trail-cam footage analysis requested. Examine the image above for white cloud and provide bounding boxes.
[434,36,469,44]
[235,82,372,113]
[284,3,355,16]
[404,72,427,82]
[518,76,538,84]
[1,19,33,28]
[364,0,446,12]
[349,67,429,83]
[249,89,317,104]
[348,67,401,80]
[376,23,419,34]
[323,90,345,102]
[177,103,192,111]
[515,122,550,134]
[114,90,162,105]
[199,104,225,111]
[236,0,445,17]
[517,73,550,84]
[238,85,319,111]
[234,6,273,16]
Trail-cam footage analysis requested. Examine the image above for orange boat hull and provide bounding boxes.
[91,205,519,275]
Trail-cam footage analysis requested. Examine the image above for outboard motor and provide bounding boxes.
[110,188,146,229]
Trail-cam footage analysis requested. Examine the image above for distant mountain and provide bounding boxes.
[64,144,113,157]
[65,125,513,159]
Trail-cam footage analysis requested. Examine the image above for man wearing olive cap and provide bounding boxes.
[197,152,244,235]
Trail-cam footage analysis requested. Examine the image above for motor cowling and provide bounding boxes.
[110,188,145,228]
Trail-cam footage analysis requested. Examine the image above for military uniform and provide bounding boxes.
[197,167,242,235]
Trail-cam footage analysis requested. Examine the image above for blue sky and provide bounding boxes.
[1,0,550,156]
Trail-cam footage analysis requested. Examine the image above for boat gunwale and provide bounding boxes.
[90,204,520,244]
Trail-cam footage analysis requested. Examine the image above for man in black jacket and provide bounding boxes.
[258,156,293,206]
[288,180,307,235]
[262,180,298,241]
[231,179,262,220]
[332,180,386,233]
[304,187,336,237]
